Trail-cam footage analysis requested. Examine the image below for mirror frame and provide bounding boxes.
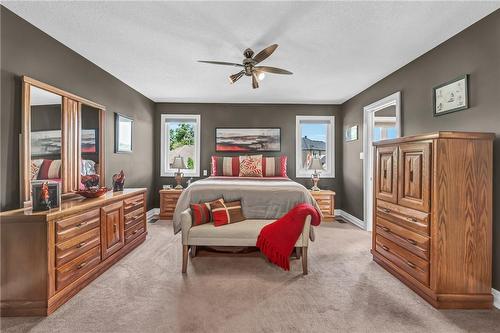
[21,76,106,206]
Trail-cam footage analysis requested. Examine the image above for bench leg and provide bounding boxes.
[301,247,308,275]
[182,245,188,273]
[190,245,197,257]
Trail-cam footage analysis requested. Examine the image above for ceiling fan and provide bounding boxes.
[198,44,293,89]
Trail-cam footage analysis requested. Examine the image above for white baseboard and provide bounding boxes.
[147,208,160,221]
[334,209,365,230]
[492,288,500,309]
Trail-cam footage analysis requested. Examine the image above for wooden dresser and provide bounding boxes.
[0,188,147,316]
[159,189,182,220]
[310,190,335,221]
[372,132,493,309]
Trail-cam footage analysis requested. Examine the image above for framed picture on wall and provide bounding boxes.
[215,128,281,152]
[114,113,133,153]
[433,74,469,116]
[345,125,358,142]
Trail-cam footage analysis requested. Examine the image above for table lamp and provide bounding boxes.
[308,157,323,191]
[171,156,187,189]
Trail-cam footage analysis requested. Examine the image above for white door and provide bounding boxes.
[363,92,401,231]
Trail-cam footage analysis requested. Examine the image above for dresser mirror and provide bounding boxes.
[21,76,106,206]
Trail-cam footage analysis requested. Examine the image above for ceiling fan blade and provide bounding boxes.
[252,44,278,64]
[229,71,245,84]
[252,72,259,89]
[198,60,243,67]
[254,66,293,75]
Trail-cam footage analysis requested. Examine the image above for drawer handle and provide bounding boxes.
[381,245,389,252]
[382,208,391,213]
[406,261,416,269]
[76,221,88,227]
[132,230,138,235]
[382,226,390,233]
[77,262,87,270]
[406,238,417,245]
[407,217,418,223]
[76,241,86,248]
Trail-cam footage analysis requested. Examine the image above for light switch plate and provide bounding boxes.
[359,152,364,160]
[203,170,208,176]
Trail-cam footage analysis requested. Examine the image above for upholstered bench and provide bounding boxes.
[179,208,312,274]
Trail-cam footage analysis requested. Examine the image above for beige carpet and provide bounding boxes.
[2,220,499,333]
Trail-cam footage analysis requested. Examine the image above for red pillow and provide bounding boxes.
[190,202,212,226]
[209,199,245,227]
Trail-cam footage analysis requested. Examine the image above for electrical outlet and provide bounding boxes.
[203,169,208,176]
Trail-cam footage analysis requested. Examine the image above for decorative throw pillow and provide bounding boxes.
[211,156,240,176]
[210,199,245,227]
[262,156,288,177]
[31,159,43,180]
[190,202,212,226]
[239,155,263,177]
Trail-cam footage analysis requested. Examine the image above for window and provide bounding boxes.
[160,114,200,177]
[295,115,335,178]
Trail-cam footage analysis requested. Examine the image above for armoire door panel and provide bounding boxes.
[398,143,431,212]
[375,146,398,203]
[100,201,125,260]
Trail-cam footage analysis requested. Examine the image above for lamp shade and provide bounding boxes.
[308,157,323,171]
[171,156,187,169]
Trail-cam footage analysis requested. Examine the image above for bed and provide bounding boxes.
[172,176,321,234]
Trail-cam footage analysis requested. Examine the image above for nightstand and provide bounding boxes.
[159,189,183,220]
[310,190,336,221]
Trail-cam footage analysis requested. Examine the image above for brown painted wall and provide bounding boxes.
[341,10,500,288]
[154,103,343,207]
[0,7,156,209]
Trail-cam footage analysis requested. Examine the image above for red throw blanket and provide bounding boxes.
[256,203,321,270]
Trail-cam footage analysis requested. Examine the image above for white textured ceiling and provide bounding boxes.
[4,1,499,104]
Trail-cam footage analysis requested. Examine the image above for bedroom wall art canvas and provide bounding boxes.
[433,74,469,116]
[345,125,358,141]
[216,128,281,152]
[31,130,61,156]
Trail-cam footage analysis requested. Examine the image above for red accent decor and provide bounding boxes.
[75,187,109,198]
[280,155,287,177]
[231,156,239,176]
[211,156,218,176]
[256,204,320,271]
[190,203,212,226]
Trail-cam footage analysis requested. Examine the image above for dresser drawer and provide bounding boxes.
[375,235,429,286]
[376,200,429,236]
[125,206,145,222]
[125,220,145,244]
[376,217,429,260]
[55,228,101,267]
[56,209,100,243]
[123,194,144,214]
[125,213,145,230]
[56,246,101,291]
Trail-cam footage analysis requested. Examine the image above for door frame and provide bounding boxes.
[363,91,402,231]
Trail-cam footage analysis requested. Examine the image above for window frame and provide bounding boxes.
[160,114,201,177]
[295,115,335,178]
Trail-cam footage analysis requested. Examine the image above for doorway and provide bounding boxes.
[363,92,401,231]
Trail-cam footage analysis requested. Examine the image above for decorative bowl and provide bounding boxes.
[75,187,109,198]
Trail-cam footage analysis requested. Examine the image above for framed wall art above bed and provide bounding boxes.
[215,127,281,152]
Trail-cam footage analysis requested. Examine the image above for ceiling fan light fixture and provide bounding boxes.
[257,72,266,81]
[229,71,244,84]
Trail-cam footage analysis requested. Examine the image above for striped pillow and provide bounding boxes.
[190,202,212,226]
[38,159,61,180]
[211,155,287,177]
[210,199,245,227]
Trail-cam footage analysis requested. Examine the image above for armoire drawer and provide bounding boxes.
[56,208,100,243]
[375,235,429,286]
[56,246,101,291]
[55,227,101,267]
[375,217,429,260]
[376,200,429,236]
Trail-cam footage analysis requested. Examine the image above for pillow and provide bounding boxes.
[211,156,240,176]
[262,156,288,177]
[31,159,44,180]
[38,159,61,180]
[190,202,212,226]
[212,155,287,177]
[239,155,263,177]
[210,199,245,227]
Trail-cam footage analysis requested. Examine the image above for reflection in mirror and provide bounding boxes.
[372,105,397,141]
[80,104,101,189]
[30,86,62,185]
